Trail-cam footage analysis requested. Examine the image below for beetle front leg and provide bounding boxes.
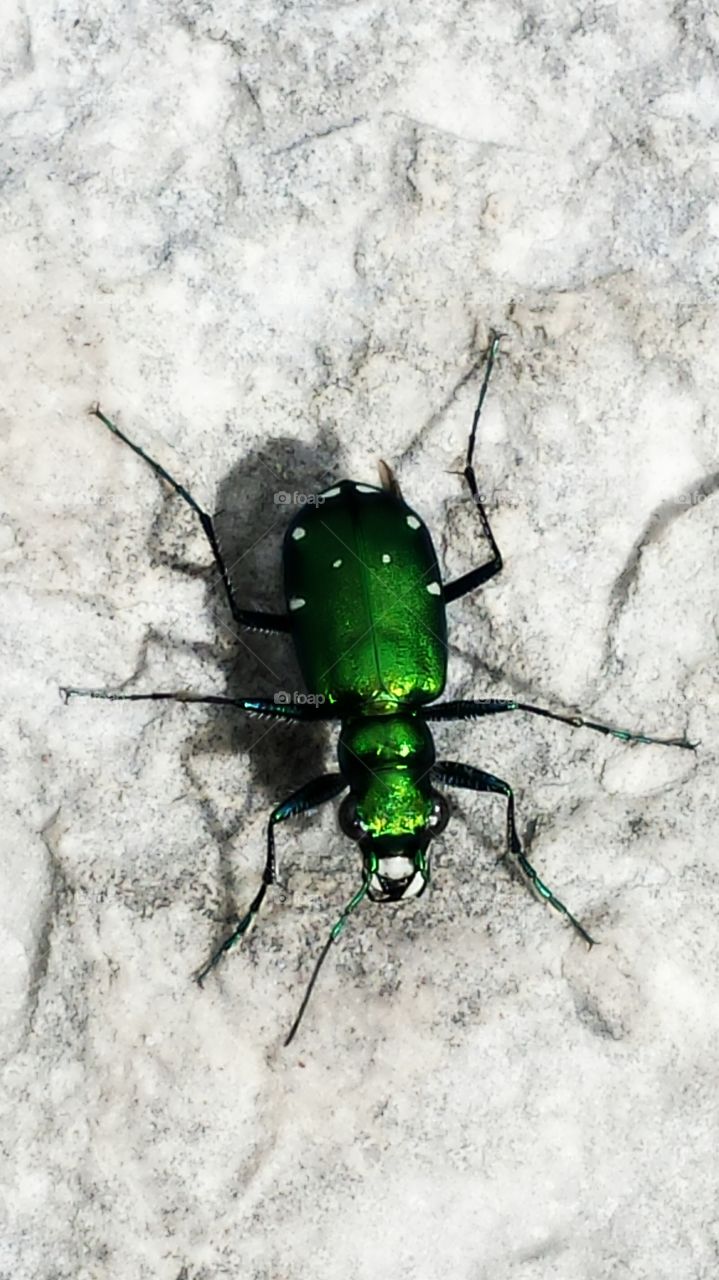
[432,759,595,946]
[195,772,348,983]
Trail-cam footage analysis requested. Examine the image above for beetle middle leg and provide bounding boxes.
[60,687,341,722]
[422,698,696,751]
[431,759,595,945]
[195,772,347,983]
[443,333,504,605]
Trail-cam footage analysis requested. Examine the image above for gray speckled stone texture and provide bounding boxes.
[1,2,717,1278]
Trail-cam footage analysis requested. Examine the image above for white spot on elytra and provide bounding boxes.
[406,515,420,529]
[355,483,376,493]
[426,581,441,595]
[332,558,342,569]
[382,553,391,564]
[289,597,306,610]
[291,526,306,540]
[320,485,341,498]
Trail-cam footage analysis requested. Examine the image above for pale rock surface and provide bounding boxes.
[1,3,717,1278]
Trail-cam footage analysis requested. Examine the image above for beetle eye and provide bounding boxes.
[339,794,365,840]
[427,793,449,833]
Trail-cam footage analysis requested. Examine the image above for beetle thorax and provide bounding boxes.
[338,714,435,781]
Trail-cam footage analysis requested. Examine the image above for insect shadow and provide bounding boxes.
[140,423,344,916]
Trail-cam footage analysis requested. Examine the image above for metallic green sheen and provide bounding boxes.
[357,773,433,838]
[338,715,435,784]
[337,714,437,838]
[283,482,447,711]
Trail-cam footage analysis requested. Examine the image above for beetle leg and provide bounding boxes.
[431,759,595,945]
[60,687,340,720]
[443,333,504,605]
[195,772,347,984]
[422,698,696,750]
[89,406,290,634]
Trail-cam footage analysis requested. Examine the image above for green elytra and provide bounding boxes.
[286,479,446,852]
[62,335,696,1044]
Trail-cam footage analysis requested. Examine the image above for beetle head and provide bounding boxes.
[339,790,449,902]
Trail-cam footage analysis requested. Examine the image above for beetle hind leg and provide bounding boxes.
[89,405,290,634]
[443,332,504,604]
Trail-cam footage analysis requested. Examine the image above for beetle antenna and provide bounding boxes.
[284,872,373,1047]
[284,931,335,1047]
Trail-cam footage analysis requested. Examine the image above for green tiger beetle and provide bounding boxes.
[62,335,696,1043]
